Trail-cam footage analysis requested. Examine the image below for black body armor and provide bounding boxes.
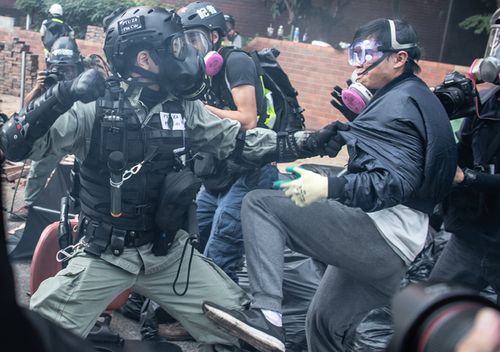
[78,85,190,255]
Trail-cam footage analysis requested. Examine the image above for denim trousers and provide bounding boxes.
[197,164,278,282]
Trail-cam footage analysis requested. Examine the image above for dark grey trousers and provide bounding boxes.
[241,190,406,352]
[430,234,500,304]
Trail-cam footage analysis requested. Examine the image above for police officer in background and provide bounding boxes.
[179,2,278,283]
[10,36,84,221]
[40,3,75,58]
[1,6,329,350]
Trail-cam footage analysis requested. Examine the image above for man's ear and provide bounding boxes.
[393,51,409,69]
[211,31,220,45]
[136,50,150,70]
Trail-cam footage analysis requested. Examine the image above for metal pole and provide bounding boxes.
[19,50,26,111]
[439,0,454,62]
[25,13,30,30]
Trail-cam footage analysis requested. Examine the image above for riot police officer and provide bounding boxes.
[1,6,324,349]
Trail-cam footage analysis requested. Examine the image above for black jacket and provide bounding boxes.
[443,87,500,247]
[334,73,457,214]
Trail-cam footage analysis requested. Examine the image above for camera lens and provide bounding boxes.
[413,301,483,351]
[43,74,59,88]
[435,87,464,116]
[389,282,499,352]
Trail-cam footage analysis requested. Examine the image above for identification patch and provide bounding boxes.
[160,112,186,131]
[118,16,143,35]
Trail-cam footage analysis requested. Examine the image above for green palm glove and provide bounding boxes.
[273,166,328,207]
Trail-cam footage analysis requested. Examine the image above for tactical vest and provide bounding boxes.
[79,86,189,232]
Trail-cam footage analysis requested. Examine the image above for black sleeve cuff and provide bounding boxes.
[328,176,347,199]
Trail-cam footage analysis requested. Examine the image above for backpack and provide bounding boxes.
[42,19,72,52]
[218,47,306,132]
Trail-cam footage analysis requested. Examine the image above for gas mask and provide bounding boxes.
[132,33,208,100]
[468,9,500,84]
[184,28,224,76]
[163,43,209,100]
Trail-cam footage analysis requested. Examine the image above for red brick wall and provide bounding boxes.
[246,37,468,129]
[0,27,103,96]
[0,27,468,128]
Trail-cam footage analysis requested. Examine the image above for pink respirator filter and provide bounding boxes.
[341,86,369,114]
[204,51,224,76]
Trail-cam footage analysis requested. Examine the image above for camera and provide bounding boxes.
[433,72,477,120]
[388,282,499,352]
[43,66,65,87]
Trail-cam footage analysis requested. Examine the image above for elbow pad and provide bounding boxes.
[0,83,72,161]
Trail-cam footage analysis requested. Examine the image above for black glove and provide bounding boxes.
[305,121,349,157]
[330,85,358,122]
[59,68,106,104]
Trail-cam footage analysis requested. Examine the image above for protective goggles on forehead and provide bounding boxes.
[347,39,384,66]
[184,29,212,56]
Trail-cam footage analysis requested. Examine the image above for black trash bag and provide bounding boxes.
[400,228,451,288]
[237,249,326,352]
[347,307,393,352]
[119,292,145,322]
[140,299,177,342]
[346,229,451,352]
[283,253,326,351]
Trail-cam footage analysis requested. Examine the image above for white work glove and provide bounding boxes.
[273,166,328,207]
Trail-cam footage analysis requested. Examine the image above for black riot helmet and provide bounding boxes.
[46,36,83,84]
[103,6,186,77]
[178,2,227,37]
[103,6,208,100]
[47,36,83,65]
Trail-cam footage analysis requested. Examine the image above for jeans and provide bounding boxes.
[197,164,278,282]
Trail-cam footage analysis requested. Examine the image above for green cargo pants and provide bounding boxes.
[30,230,250,348]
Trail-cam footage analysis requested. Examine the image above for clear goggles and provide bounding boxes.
[184,29,212,56]
[347,39,385,66]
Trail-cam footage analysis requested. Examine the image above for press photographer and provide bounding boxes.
[428,5,500,329]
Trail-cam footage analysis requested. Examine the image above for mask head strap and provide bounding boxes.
[388,19,416,50]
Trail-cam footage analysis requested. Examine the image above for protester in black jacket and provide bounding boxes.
[202,18,457,352]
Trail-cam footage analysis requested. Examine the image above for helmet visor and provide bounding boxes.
[184,29,211,56]
[348,39,384,66]
[167,33,188,60]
